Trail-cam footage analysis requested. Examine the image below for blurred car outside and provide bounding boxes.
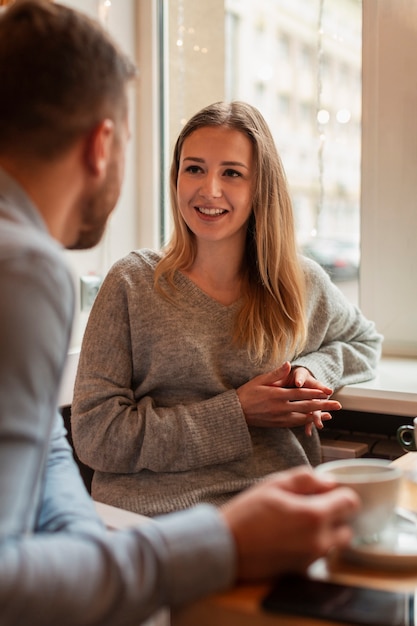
[300,236,360,282]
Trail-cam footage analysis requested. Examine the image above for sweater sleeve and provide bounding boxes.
[71,258,252,474]
[291,258,383,390]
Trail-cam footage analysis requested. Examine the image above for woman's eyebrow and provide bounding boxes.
[182,156,249,169]
[221,160,249,169]
[182,156,204,164]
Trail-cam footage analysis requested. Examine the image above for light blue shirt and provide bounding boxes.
[0,167,235,625]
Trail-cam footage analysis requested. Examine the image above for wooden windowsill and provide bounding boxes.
[332,356,417,417]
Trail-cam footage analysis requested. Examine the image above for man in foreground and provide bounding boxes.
[0,2,359,624]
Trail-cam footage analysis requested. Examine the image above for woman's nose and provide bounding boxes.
[200,173,222,198]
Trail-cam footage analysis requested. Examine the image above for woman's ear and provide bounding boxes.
[84,118,115,178]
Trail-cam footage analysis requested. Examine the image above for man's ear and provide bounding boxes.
[85,119,115,178]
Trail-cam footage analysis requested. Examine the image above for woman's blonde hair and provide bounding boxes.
[155,101,307,363]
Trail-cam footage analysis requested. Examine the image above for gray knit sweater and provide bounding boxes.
[72,249,382,516]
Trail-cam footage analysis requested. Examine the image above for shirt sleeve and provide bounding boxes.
[0,504,236,626]
[35,413,105,538]
[0,246,74,537]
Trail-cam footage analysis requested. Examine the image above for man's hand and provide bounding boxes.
[221,466,359,581]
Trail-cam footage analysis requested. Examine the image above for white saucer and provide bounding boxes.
[342,512,417,571]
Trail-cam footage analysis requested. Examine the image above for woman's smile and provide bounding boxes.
[194,205,228,218]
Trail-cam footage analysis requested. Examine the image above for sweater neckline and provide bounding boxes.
[174,270,242,313]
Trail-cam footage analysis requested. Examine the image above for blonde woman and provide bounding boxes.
[72,101,382,516]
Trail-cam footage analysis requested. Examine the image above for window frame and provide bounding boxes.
[360,0,417,357]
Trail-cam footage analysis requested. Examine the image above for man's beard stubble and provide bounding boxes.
[67,157,120,251]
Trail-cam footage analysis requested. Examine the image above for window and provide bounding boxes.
[166,0,362,304]
[164,0,417,358]
[59,0,141,348]
[57,0,417,360]
[277,32,291,62]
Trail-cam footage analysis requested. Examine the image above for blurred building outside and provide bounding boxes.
[224,0,361,303]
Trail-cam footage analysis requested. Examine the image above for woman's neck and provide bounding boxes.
[183,244,244,305]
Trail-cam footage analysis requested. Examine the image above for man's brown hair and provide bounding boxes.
[0,0,136,158]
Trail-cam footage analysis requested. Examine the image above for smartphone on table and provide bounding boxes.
[262,574,414,626]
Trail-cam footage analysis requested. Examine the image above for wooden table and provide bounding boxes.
[172,452,417,626]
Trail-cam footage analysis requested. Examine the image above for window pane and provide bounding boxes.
[225,0,362,304]
[165,0,361,304]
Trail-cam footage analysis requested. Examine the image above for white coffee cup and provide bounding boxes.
[315,458,402,543]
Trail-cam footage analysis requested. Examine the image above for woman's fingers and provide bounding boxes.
[304,410,333,436]
[238,368,341,429]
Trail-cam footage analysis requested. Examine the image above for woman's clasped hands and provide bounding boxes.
[237,361,341,436]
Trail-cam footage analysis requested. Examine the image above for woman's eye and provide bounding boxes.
[184,165,202,174]
[224,168,242,178]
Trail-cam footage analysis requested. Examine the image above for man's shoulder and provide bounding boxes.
[0,210,72,302]
[0,214,65,269]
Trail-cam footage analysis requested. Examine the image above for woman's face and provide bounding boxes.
[176,125,254,249]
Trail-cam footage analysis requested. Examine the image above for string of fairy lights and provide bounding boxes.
[316,0,325,236]
[175,0,187,132]
[98,0,112,28]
